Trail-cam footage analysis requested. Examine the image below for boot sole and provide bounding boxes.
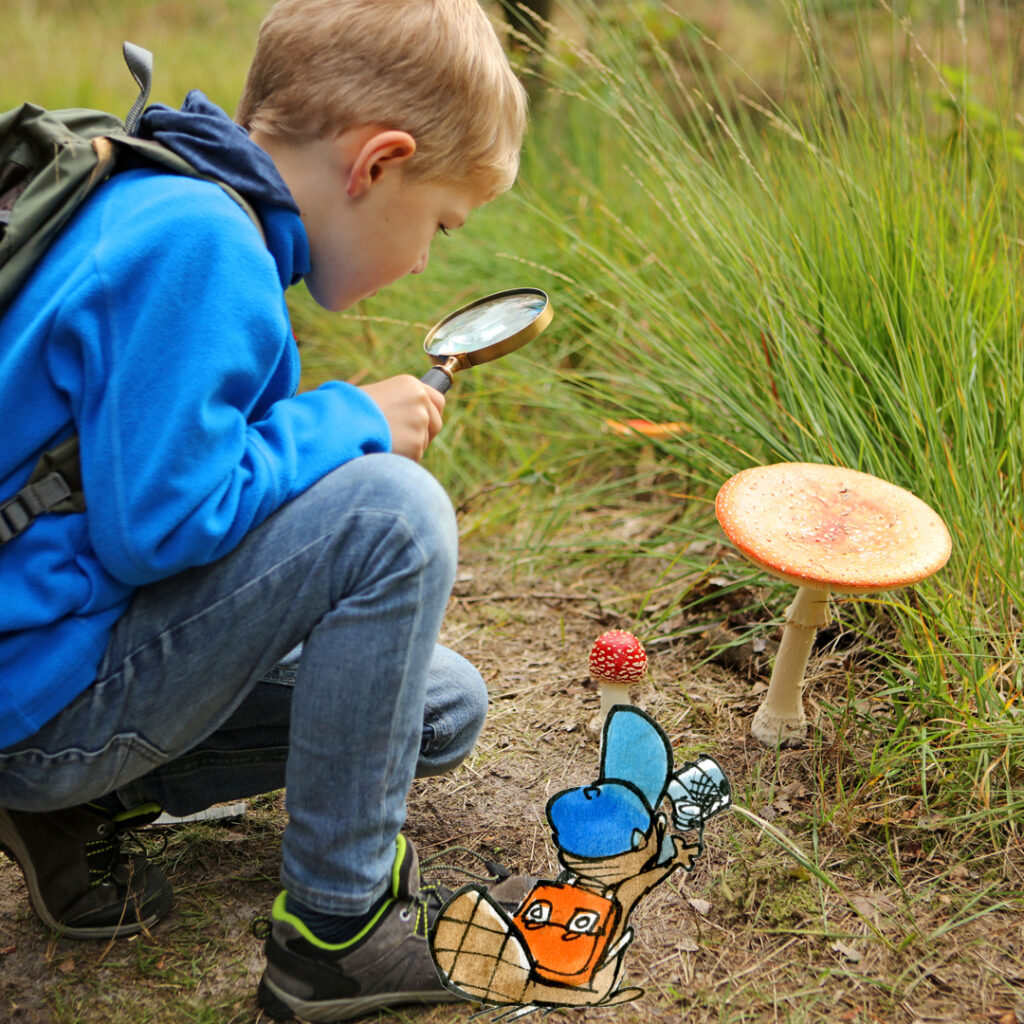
[0,808,168,940]
[258,971,466,1023]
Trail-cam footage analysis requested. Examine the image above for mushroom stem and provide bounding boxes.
[600,682,632,717]
[750,585,831,747]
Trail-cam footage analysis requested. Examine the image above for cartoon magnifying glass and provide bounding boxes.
[420,287,552,394]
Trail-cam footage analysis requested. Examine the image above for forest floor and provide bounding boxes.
[2,522,1022,1024]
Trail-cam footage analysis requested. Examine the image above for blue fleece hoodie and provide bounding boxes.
[0,93,391,747]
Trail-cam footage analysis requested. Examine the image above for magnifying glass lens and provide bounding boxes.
[420,287,551,394]
[427,292,548,356]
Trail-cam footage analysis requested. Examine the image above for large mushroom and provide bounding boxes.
[589,630,648,717]
[715,462,952,747]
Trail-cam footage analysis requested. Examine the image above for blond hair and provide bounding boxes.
[236,0,528,195]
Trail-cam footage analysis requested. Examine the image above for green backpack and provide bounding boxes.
[0,43,258,546]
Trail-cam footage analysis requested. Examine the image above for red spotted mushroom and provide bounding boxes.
[589,630,648,717]
[715,463,952,748]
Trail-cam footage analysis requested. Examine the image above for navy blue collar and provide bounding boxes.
[137,91,298,214]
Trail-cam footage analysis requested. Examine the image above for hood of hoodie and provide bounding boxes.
[137,91,309,287]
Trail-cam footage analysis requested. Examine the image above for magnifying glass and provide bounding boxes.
[420,287,552,394]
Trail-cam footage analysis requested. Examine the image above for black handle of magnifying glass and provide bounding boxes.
[421,366,453,394]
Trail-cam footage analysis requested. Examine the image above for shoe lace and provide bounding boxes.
[410,846,514,937]
[83,821,121,888]
[419,845,512,886]
[407,881,444,937]
[82,811,167,890]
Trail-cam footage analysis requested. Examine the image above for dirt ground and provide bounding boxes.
[1,538,1023,1024]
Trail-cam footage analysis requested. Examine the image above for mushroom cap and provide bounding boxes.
[589,630,648,684]
[715,463,952,593]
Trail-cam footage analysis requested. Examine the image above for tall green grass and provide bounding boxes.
[505,0,1024,840]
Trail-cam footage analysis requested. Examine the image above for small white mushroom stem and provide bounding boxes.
[600,681,632,717]
[750,585,831,747]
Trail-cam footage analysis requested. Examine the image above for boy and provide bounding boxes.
[0,0,528,1019]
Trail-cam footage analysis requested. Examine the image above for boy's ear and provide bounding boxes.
[345,129,417,197]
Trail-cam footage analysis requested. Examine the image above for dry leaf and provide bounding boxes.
[850,892,897,917]
[780,781,810,800]
[687,897,712,916]
[830,940,862,963]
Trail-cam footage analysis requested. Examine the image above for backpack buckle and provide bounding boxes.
[0,491,34,544]
[0,471,73,545]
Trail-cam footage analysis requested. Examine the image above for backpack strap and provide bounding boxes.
[0,437,83,544]
[113,134,264,241]
[121,42,153,136]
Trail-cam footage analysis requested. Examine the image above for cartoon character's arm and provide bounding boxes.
[611,814,700,916]
[673,831,703,873]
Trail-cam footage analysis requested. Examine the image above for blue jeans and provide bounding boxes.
[0,454,487,915]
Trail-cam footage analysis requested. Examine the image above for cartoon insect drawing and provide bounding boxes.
[429,705,732,1018]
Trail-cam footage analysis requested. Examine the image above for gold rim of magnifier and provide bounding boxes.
[423,287,552,370]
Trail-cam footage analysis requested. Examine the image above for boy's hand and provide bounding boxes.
[360,375,445,461]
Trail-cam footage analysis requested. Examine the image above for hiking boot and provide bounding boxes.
[0,801,173,939]
[257,834,465,1022]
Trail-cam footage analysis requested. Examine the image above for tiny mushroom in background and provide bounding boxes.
[604,418,686,440]
[589,629,648,717]
[604,419,687,490]
[715,462,952,748]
